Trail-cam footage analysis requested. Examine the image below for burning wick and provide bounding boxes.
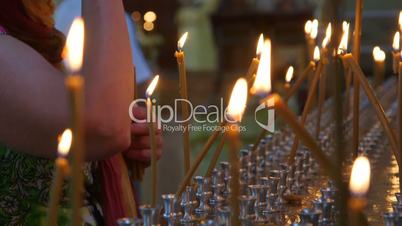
[285,66,294,83]
[256,33,264,57]
[46,129,72,226]
[251,39,271,96]
[146,75,159,207]
[310,19,319,40]
[314,46,320,62]
[177,32,188,52]
[349,156,371,197]
[337,21,350,55]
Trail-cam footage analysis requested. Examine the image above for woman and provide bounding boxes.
[0,0,162,225]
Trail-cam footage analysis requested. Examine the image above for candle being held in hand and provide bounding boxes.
[46,129,72,226]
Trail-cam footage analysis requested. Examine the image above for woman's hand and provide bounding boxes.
[123,106,163,163]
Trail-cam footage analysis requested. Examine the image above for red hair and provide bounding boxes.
[0,0,65,65]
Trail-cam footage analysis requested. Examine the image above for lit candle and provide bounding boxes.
[372,46,386,87]
[246,34,264,85]
[248,38,270,152]
[338,22,352,110]
[288,45,322,163]
[315,24,332,138]
[339,21,359,157]
[340,54,400,169]
[226,78,248,226]
[304,20,313,61]
[338,21,350,56]
[283,61,315,102]
[348,156,371,226]
[321,23,332,63]
[305,20,318,61]
[146,75,160,207]
[353,0,363,158]
[251,39,272,96]
[252,40,340,185]
[63,18,86,226]
[393,32,400,74]
[175,32,191,174]
[284,66,294,90]
[399,11,402,31]
[46,129,72,226]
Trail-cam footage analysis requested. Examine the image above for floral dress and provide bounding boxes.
[0,27,98,226]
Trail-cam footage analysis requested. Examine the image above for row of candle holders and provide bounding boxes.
[116,78,398,226]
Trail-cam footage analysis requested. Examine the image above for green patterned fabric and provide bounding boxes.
[0,145,70,226]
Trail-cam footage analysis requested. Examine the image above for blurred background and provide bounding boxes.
[56,0,401,204]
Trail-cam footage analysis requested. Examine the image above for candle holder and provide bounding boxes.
[139,205,159,226]
[161,194,181,226]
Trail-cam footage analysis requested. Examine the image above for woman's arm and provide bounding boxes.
[0,0,133,160]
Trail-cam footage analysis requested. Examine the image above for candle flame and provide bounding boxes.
[349,156,371,196]
[326,23,332,40]
[314,46,320,61]
[64,17,85,72]
[178,32,188,50]
[322,37,329,49]
[399,11,402,31]
[146,75,159,97]
[285,66,294,83]
[322,23,332,48]
[393,32,400,51]
[256,33,264,56]
[337,21,350,54]
[304,20,312,35]
[310,19,318,39]
[372,46,386,62]
[251,39,271,95]
[58,129,72,156]
[227,78,248,122]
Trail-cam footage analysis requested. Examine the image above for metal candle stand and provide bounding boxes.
[116,79,400,225]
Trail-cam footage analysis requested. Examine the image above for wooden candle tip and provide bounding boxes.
[65,75,84,89]
[348,197,367,211]
[175,51,184,58]
[56,158,70,175]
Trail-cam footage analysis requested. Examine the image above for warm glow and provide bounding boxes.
[256,33,264,56]
[337,21,350,54]
[227,78,248,122]
[322,23,332,48]
[399,11,402,31]
[326,23,332,40]
[314,46,320,61]
[304,20,312,35]
[144,11,157,23]
[322,37,329,48]
[146,75,159,97]
[131,11,141,22]
[393,32,400,51]
[58,129,72,156]
[143,22,154,31]
[372,46,386,62]
[310,19,318,39]
[349,156,371,196]
[178,32,188,50]
[64,17,85,72]
[251,39,271,95]
[285,66,294,83]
